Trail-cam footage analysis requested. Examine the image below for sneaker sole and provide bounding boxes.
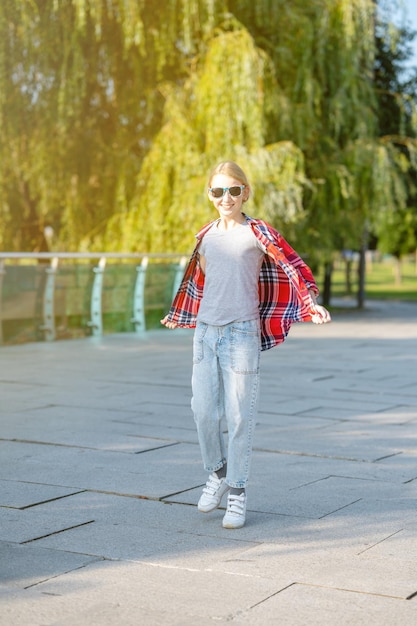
[222,520,245,529]
[198,487,230,513]
[198,503,220,513]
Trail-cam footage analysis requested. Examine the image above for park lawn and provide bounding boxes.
[323,258,417,303]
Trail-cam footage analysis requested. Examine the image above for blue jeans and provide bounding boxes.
[191,319,261,489]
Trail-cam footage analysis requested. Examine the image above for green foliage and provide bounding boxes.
[372,8,417,258]
[105,27,307,253]
[0,0,416,266]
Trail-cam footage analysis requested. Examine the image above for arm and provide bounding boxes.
[199,253,206,275]
[160,251,205,330]
[275,232,331,324]
[308,289,332,324]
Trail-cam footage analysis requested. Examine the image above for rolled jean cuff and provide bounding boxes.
[205,459,227,473]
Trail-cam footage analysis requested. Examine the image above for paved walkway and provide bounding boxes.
[1,300,417,625]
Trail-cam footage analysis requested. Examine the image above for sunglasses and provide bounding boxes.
[208,185,246,198]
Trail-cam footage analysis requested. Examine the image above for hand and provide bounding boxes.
[160,315,178,329]
[311,304,331,325]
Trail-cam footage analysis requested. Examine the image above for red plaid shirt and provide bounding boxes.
[166,216,319,350]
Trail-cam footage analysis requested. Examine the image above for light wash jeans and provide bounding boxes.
[191,319,261,489]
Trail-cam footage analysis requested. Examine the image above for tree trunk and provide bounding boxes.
[345,258,353,294]
[322,261,333,307]
[357,227,368,309]
[393,256,402,285]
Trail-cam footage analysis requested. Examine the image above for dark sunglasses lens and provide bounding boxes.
[229,186,242,197]
[211,188,224,198]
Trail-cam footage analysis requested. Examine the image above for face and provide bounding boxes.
[208,174,250,222]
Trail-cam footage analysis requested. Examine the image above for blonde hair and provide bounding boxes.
[208,161,250,188]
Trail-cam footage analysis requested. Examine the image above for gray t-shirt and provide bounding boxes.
[197,222,265,326]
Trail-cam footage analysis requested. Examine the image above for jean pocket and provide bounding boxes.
[193,322,208,364]
[230,322,260,374]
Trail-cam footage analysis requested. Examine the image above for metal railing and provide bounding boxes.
[0,253,187,345]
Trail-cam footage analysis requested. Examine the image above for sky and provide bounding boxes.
[401,0,417,69]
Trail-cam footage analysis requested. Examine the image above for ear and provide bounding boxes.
[243,187,250,203]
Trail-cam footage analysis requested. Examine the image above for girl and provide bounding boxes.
[161,161,331,529]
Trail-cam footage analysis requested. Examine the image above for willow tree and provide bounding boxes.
[106,0,414,263]
[233,0,416,264]
[0,0,220,250]
[103,25,307,253]
[1,0,415,267]
[372,8,417,269]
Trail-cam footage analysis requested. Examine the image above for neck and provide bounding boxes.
[217,214,246,231]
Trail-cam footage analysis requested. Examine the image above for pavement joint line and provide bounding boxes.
[288,582,410,602]
[2,490,87,510]
[95,379,190,390]
[132,440,198,453]
[356,529,404,555]
[406,590,417,601]
[0,379,50,387]
[0,481,204,504]
[289,476,332,490]
[125,426,197,436]
[403,475,417,483]
[0,437,183,455]
[160,484,205,500]
[23,561,104,591]
[0,437,108,451]
[288,475,361,490]
[373,452,403,462]
[133,442,180,454]
[247,508,317,519]
[19,520,96,544]
[0,477,72,487]
[249,583,296,608]
[79,488,198,502]
[333,387,417,399]
[319,473,392,483]
[252,446,379,463]
[318,498,363,518]
[136,560,262,577]
[376,403,413,412]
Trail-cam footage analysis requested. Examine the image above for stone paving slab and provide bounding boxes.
[0,543,101,590]
[0,300,417,624]
[0,439,205,498]
[235,584,417,625]
[0,560,289,625]
[0,480,83,510]
[0,405,189,451]
[253,422,405,462]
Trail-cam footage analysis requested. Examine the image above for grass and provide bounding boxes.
[319,256,417,303]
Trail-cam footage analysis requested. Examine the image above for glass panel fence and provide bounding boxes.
[0,255,186,346]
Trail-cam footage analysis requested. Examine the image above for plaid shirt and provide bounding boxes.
[166,215,319,350]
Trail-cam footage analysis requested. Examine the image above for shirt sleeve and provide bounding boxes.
[274,233,319,295]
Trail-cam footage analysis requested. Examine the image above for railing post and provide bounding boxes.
[172,256,187,299]
[131,256,149,332]
[87,257,106,336]
[39,257,59,341]
[0,261,5,345]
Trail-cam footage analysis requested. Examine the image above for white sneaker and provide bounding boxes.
[198,473,230,513]
[222,492,246,529]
